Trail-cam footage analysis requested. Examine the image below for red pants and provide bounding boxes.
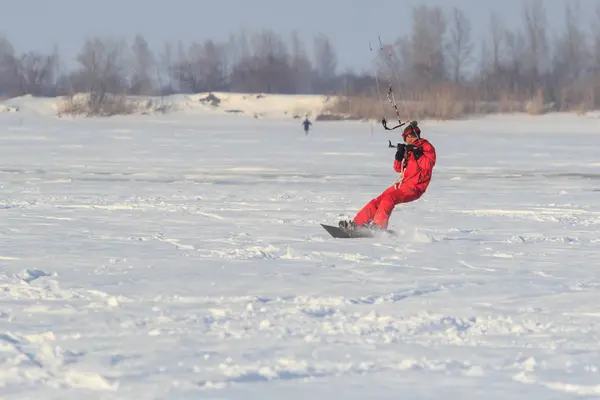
[353,185,422,229]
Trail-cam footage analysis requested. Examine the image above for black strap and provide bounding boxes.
[382,118,405,131]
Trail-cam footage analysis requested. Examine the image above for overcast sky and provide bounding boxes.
[0,0,598,71]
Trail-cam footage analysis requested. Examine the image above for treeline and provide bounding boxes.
[1,0,600,118]
[0,30,345,99]
[338,0,600,118]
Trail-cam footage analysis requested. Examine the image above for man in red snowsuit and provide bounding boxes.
[340,121,436,230]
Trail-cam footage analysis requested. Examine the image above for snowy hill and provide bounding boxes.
[0,92,338,120]
[183,92,336,119]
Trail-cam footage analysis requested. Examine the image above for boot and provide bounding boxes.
[338,220,358,230]
[365,222,386,232]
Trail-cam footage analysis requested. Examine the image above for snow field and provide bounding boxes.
[0,103,599,398]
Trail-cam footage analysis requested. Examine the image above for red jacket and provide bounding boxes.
[393,138,436,194]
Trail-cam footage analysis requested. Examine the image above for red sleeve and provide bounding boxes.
[417,141,436,172]
[393,159,403,173]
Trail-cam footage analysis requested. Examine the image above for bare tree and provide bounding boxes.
[446,7,473,83]
[290,31,313,93]
[226,33,237,74]
[0,35,59,97]
[71,37,128,110]
[158,41,174,94]
[521,0,549,86]
[489,12,505,73]
[16,51,59,95]
[230,30,294,93]
[174,40,227,93]
[172,41,187,92]
[220,44,232,90]
[130,34,155,95]
[478,39,489,86]
[476,12,522,102]
[554,3,588,80]
[390,36,412,80]
[408,5,447,87]
[171,45,196,93]
[549,2,589,109]
[196,39,226,91]
[591,5,600,75]
[237,29,250,60]
[224,29,250,87]
[313,33,337,92]
[230,55,294,93]
[477,12,508,101]
[0,36,18,95]
[505,30,526,77]
[587,5,600,107]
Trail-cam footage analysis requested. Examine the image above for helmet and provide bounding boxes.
[402,120,421,140]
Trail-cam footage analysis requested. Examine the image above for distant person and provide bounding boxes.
[302,118,312,135]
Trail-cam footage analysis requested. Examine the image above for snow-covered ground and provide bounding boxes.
[1,100,599,399]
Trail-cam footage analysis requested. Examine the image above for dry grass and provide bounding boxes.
[324,84,567,121]
[58,93,135,117]
[57,93,173,117]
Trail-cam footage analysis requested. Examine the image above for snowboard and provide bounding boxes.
[320,223,396,239]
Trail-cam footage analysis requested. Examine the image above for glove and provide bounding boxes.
[395,144,406,161]
[405,145,424,160]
